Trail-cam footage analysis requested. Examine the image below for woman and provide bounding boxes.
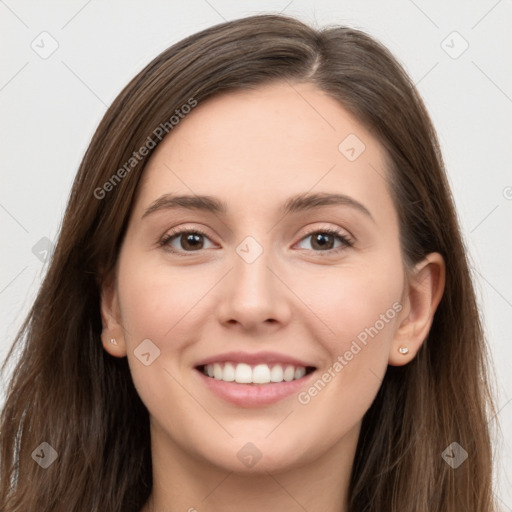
[0,13,499,512]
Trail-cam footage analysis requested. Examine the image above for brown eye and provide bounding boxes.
[161,229,215,253]
[310,232,336,250]
[296,228,353,253]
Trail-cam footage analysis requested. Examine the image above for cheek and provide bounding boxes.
[303,260,403,347]
[117,252,206,342]
[296,259,403,402]
[115,252,202,393]
[292,270,402,449]
[115,253,211,426]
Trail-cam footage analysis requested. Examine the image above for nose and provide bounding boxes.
[215,245,292,332]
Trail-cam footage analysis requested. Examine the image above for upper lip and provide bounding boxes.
[194,351,316,368]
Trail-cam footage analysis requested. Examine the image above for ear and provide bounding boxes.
[389,252,446,366]
[99,273,127,358]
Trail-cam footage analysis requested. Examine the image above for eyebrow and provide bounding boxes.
[142,192,374,222]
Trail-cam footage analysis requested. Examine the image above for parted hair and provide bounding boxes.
[0,13,499,512]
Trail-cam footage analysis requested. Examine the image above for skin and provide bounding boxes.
[100,81,445,512]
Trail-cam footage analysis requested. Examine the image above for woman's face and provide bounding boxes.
[104,81,413,473]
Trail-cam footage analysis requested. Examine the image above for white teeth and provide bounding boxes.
[235,363,252,383]
[223,362,235,382]
[283,365,295,382]
[202,362,311,384]
[213,363,223,380]
[294,367,306,379]
[252,364,271,384]
[270,365,284,382]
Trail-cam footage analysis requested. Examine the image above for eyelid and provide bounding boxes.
[159,225,217,254]
[294,225,354,252]
[159,224,354,255]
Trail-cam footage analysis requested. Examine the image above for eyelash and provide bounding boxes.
[159,226,354,257]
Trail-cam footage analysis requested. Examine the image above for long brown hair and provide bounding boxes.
[0,13,499,511]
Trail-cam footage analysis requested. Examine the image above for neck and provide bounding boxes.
[141,420,360,512]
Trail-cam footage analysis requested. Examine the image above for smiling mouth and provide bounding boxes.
[196,362,316,384]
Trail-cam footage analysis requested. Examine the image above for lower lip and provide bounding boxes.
[194,368,316,407]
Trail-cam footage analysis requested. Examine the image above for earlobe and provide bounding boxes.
[389,252,446,366]
[99,274,127,358]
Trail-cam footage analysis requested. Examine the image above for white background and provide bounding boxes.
[1,0,511,508]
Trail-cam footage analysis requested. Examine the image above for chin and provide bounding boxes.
[196,436,312,474]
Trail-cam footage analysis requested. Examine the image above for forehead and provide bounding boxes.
[135,81,395,223]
